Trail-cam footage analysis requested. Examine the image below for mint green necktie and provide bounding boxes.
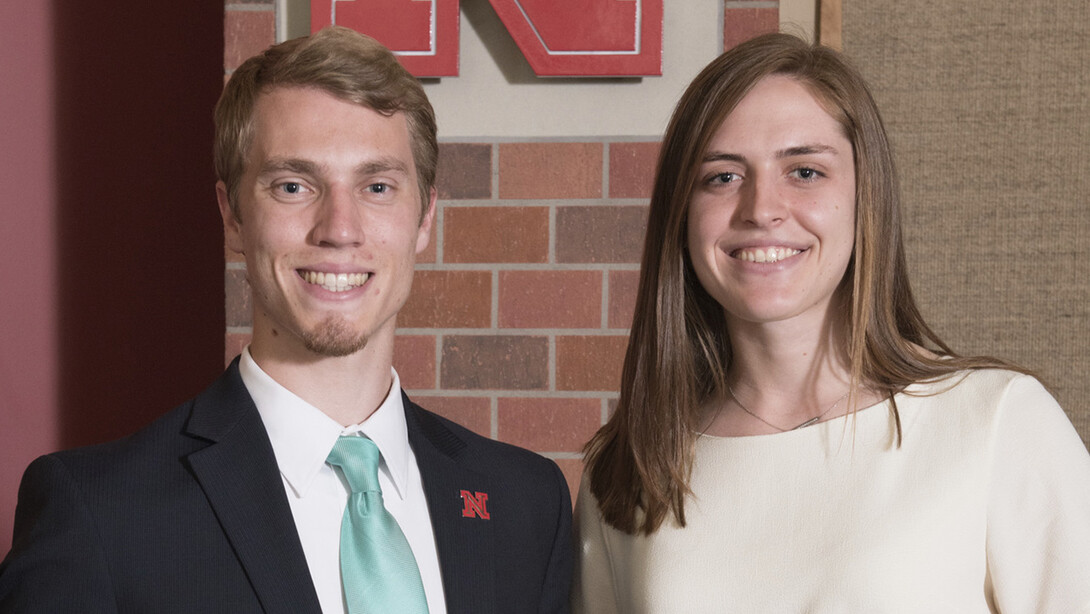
[326,436,429,614]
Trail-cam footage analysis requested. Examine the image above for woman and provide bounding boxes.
[574,33,1090,612]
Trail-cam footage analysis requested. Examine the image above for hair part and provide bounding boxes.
[213,26,437,220]
[583,32,1029,535]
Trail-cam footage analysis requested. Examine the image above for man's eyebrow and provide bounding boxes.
[256,157,412,178]
[258,157,320,176]
[356,157,411,177]
[777,144,839,158]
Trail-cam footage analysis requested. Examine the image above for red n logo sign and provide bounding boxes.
[459,490,490,519]
[311,0,662,77]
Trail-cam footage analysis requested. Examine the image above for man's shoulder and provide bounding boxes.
[38,365,245,481]
[34,399,196,486]
[404,394,574,537]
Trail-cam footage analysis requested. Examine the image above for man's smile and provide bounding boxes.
[299,269,372,293]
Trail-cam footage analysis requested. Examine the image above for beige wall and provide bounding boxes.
[843,0,1090,445]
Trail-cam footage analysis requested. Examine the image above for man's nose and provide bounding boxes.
[311,186,364,247]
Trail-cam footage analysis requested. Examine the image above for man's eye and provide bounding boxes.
[367,183,389,194]
[279,182,304,194]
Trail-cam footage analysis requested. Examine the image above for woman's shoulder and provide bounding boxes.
[905,367,1044,401]
[902,368,1065,440]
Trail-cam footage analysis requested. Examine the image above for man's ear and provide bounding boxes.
[415,187,437,256]
[216,181,245,255]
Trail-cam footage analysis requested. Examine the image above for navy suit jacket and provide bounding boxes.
[0,361,573,613]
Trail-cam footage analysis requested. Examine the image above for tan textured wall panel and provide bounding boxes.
[843,1,1090,445]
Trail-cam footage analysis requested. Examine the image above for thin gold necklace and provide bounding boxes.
[728,385,848,432]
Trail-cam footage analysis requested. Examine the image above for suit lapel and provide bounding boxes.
[404,394,498,614]
[185,362,323,614]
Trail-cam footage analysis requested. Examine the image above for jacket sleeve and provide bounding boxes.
[985,375,1090,613]
[0,455,119,613]
[539,459,574,614]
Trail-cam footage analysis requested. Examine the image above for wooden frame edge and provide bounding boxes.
[817,0,843,50]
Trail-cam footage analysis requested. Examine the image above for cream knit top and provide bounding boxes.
[573,370,1090,613]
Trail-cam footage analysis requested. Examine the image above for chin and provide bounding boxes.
[300,318,370,357]
[726,302,812,326]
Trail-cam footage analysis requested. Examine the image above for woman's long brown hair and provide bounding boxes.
[583,33,1028,535]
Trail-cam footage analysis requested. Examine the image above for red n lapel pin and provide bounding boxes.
[459,490,490,519]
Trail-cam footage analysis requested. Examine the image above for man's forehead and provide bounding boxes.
[252,85,401,122]
[245,87,414,165]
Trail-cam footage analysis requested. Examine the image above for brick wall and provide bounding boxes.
[392,140,658,494]
[222,1,778,497]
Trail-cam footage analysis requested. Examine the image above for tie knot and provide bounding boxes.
[326,436,382,494]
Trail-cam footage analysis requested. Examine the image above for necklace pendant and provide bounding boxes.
[728,383,847,433]
[793,416,820,430]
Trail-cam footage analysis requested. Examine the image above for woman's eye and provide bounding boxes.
[791,167,822,181]
[709,172,739,184]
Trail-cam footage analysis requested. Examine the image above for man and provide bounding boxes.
[0,27,572,613]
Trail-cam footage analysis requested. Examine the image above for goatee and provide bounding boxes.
[301,316,369,357]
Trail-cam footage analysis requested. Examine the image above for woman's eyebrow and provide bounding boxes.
[777,144,839,158]
[702,144,840,164]
[702,151,746,164]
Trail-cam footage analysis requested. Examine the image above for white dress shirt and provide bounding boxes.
[239,348,446,614]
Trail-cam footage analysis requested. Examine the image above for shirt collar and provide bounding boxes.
[238,347,412,500]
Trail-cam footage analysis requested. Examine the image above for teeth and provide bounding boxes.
[301,270,369,292]
[733,247,801,263]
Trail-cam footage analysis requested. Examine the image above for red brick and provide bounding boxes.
[499,271,602,329]
[400,270,491,328]
[415,396,491,437]
[393,335,436,390]
[225,268,252,327]
[224,9,275,71]
[556,335,628,392]
[723,8,780,51]
[555,458,585,502]
[608,270,640,329]
[444,206,549,263]
[441,336,549,390]
[225,332,251,366]
[499,143,603,199]
[498,398,600,453]
[556,206,648,264]
[437,143,491,200]
[609,142,660,199]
